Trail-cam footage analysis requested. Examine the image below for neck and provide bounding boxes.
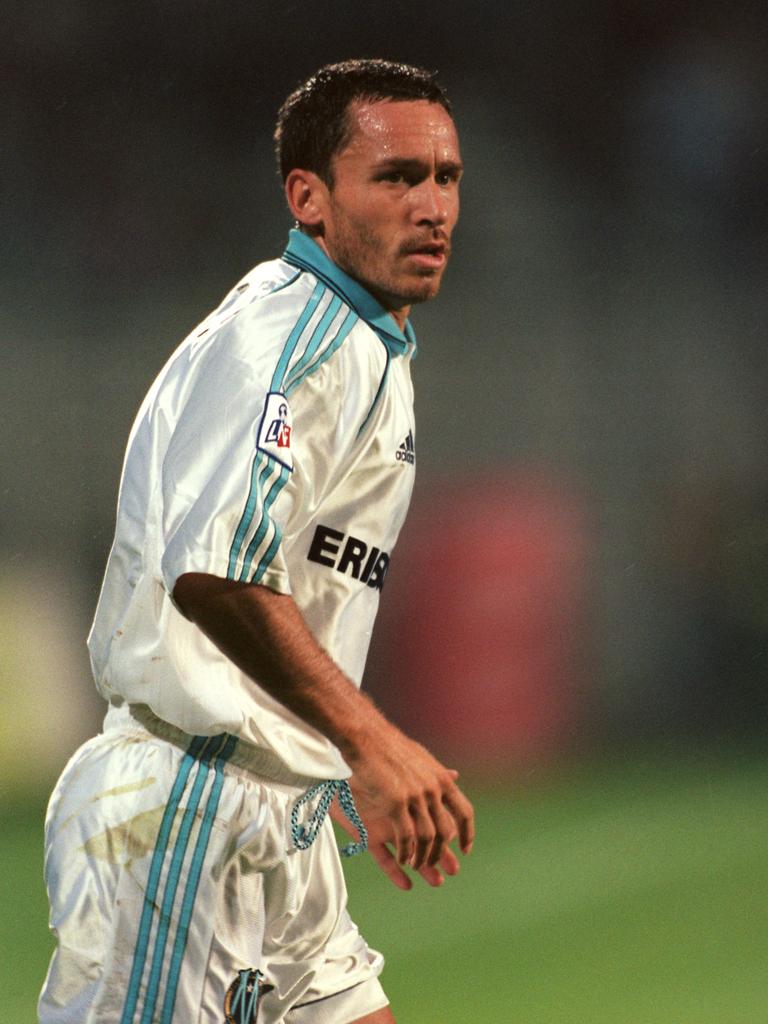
[387,305,410,331]
[309,232,410,333]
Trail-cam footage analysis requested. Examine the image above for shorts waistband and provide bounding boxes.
[116,703,321,789]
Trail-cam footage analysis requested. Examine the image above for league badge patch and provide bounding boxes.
[257,392,293,471]
[223,968,274,1023]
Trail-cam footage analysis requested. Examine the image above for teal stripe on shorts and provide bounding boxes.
[138,735,230,1024]
[160,734,238,1023]
[120,735,209,1024]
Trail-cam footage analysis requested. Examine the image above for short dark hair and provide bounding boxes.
[274,58,452,186]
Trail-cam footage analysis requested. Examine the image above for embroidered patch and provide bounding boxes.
[224,968,273,1023]
[257,392,293,471]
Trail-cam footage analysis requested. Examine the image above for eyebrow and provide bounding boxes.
[373,157,464,175]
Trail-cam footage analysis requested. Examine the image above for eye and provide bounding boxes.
[436,170,459,186]
[381,171,405,184]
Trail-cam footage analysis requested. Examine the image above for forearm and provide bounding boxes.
[172,571,385,762]
[172,570,475,873]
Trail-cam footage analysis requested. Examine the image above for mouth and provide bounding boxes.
[403,242,448,271]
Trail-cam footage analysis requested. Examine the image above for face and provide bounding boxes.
[315,100,462,325]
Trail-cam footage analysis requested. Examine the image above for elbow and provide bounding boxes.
[172,572,243,622]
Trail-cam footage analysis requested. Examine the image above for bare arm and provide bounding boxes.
[173,572,474,877]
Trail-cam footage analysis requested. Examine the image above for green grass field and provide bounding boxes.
[4,747,767,1023]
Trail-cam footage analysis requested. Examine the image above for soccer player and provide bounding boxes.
[39,59,474,1024]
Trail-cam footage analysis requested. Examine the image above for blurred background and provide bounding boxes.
[3,2,768,1021]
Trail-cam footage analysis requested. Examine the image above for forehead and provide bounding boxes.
[338,99,460,163]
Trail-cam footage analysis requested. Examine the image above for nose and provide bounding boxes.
[411,178,449,228]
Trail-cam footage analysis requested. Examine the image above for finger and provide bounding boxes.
[370,843,413,891]
[417,862,445,887]
[409,798,436,870]
[443,786,476,855]
[395,809,415,867]
[425,795,457,867]
[416,843,461,886]
[439,844,460,877]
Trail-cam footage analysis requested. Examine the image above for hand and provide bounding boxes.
[332,803,463,890]
[340,721,475,878]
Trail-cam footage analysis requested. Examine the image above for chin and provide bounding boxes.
[371,273,444,311]
[407,279,443,304]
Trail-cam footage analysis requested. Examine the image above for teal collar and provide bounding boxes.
[283,229,417,356]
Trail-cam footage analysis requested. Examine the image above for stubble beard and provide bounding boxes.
[329,211,446,310]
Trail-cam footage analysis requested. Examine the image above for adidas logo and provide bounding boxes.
[395,429,415,465]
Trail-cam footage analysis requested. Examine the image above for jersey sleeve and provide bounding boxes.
[159,302,385,599]
[159,329,295,597]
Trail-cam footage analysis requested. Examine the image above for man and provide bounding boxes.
[40,59,474,1024]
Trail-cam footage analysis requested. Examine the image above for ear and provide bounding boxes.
[284,169,329,231]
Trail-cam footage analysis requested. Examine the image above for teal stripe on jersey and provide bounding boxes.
[283,294,343,390]
[238,464,290,582]
[160,734,237,1024]
[253,510,285,585]
[120,735,209,1024]
[227,454,271,580]
[138,735,229,1024]
[227,284,325,577]
[270,280,325,391]
[285,309,358,397]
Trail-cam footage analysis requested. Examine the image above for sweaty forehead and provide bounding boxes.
[340,99,460,162]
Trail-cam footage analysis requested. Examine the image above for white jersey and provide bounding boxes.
[88,229,417,779]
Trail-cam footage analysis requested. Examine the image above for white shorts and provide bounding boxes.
[38,706,388,1024]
